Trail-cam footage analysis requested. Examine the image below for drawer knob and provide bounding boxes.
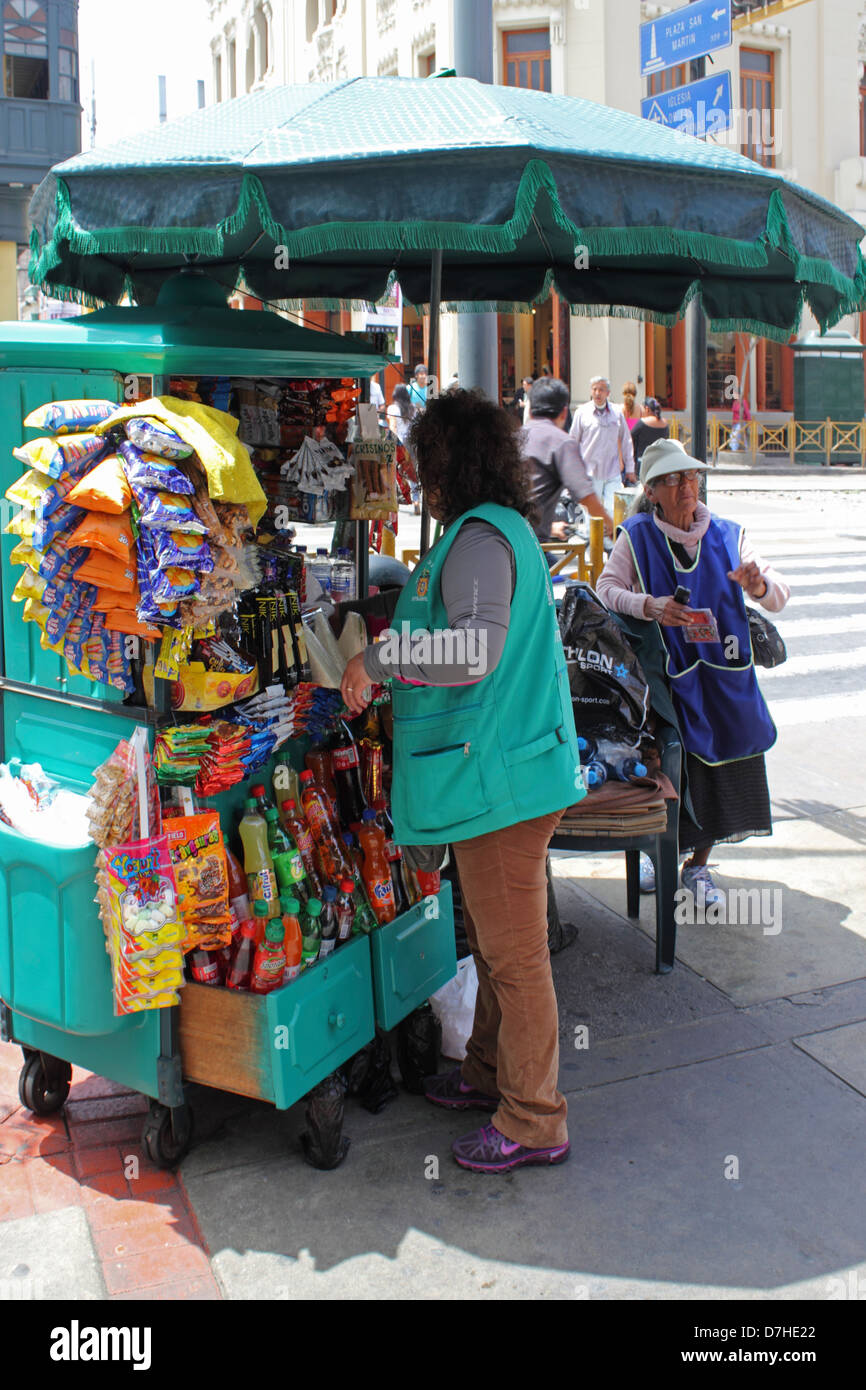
[329,1010,345,1029]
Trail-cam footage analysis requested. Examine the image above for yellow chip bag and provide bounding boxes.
[9,539,40,568]
[22,596,50,627]
[12,568,46,604]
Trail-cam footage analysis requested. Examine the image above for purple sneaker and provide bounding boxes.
[452,1121,570,1173]
[424,1067,499,1112]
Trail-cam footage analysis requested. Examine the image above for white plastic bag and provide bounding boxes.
[429,956,478,1061]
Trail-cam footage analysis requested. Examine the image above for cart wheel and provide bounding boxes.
[18,1053,71,1115]
[141,1102,192,1169]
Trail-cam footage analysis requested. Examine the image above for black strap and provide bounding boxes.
[669,539,691,568]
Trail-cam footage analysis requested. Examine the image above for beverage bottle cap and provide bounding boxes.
[253,901,270,916]
[634,762,647,778]
[317,547,328,555]
[340,880,355,894]
[322,885,337,901]
[282,799,297,812]
[342,831,354,846]
[300,770,313,784]
[264,808,279,821]
[305,898,322,917]
[361,808,377,822]
[244,798,257,812]
[296,544,307,553]
[252,784,265,796]
[265,923,284,944]
[281,895,300,914]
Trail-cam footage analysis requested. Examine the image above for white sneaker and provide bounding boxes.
[639,852,656,893]
[680,861,725,908]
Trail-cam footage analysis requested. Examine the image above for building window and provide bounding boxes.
[420,50,436,77]
[58,45,77,102]
[648,63,687,96]
[3,0,49,99]
[740,47,775,168]
[502,28,550,92]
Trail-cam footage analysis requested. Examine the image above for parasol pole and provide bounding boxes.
[419,247,442,557]
[689,27,708,494]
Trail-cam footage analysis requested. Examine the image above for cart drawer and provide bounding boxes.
[265,932,375,1110]
[370,880,456,1031]
[179,982,275,1104]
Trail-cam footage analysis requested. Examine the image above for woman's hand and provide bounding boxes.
[646,595,694,626]
[341,651,373,716]
[728,562,768,600]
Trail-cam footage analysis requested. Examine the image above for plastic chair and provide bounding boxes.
[548,722,682,974]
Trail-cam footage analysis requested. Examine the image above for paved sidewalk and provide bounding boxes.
[0,1054,219,1300]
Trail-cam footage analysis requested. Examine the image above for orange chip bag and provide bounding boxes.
[75,550,136,591]
[70,510,134,561]
[94,581,140,612]
[104,610,162,639]
[67,454,132,515]
[163,812,232,952]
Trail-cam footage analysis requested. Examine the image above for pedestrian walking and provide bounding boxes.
[520,378,612,543]
[340,389,581,1173]
[569,374,637,511]
[621,381,640,431]
[596,438,789,901]
[729,389,751,452]
[408,363,429,411]
[386,384,420,512]
[630,396,670,465]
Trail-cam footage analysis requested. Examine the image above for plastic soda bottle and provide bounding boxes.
[265,807,306,895]
[273,753,301,813]
[225,920,257,990]
[386,843,410,916]
[300,897,322,969]
[341,833,378,934]
[187,947,223,986]
[239,798,280,919]
[416,868,441,896]
[225,847,251,928]
[318,885,338,959]
[335,880,355,944]
[280,895,303,984]
[250,921,287,995]
[281,799,323,897]
[300,770,349,882]
[251,898,270,945]
[358,815,396,925]
[251,782,274,815]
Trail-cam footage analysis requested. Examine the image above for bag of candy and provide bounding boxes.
[24,399,116,434]
[102,834,184,1015]
[124,418,193,462]
[163,811,232,952]
[14,432,106,479]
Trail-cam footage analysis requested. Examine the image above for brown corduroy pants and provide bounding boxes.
[452,809,568,1149]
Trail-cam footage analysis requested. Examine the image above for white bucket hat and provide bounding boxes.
[640,437,710,487]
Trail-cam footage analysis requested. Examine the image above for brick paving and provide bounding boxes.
[0,1039,221,1300]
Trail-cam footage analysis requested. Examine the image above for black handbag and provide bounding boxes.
[747,607,786,668]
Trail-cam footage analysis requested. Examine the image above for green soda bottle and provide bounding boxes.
[300,897,322,969]
[265,807,307,896]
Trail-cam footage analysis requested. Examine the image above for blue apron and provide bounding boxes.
[620,512,776,765]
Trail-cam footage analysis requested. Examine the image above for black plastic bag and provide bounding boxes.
[558,581,650,737]
[342,1032,399,1114]
[396,1003,442,1093]
[301,1071,350,1169]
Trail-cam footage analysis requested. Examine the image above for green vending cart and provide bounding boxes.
[0,274,456,1167]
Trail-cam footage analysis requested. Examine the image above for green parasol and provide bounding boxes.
[28,76,866,340]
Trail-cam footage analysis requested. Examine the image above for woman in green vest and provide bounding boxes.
[341,390,583,1174]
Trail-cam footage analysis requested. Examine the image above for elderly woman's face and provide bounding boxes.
[645,470,700,524]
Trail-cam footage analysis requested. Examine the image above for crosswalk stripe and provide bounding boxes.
[770,613,866,637]
[759,648,866,679]
[768,692,866,727]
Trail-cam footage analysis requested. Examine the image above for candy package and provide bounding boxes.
[66,454,132,514]
[137,489,207,534]
[5,469,77,519]
[24,399,116,434]
[101,834,185,1015]
[124,418,193,461]
[13,432,106,480]
[152,529,214,573]
[163,812,231,952]
[119,440,195,496]
[69,509,134,562]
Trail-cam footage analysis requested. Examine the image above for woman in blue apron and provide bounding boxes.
[597,439,790,905]
[340,390,581,1174]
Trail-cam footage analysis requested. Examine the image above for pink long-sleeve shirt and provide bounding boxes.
[596,501,790,621]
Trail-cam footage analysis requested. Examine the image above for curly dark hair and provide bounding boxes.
[407,389,532,525]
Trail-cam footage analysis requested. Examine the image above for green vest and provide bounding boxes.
[389,502,583,844]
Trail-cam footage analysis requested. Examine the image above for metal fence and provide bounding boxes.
[667,416,866,466]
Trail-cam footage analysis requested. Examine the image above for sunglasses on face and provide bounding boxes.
[656,470,700,487]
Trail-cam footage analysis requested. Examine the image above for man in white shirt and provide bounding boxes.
[569,375,636,514]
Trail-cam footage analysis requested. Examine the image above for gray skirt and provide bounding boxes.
[679,752,772,853]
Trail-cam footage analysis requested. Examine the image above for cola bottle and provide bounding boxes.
[330,719,367,829]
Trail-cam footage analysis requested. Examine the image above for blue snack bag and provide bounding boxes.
[32,501,85,551]
[118,440,195,496]
[152,529,214,573]
[137,488,207,534]
[125,418,193,461]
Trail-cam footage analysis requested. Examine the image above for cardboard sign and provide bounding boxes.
[350,437,398,520]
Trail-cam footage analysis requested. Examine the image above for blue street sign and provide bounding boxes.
[641,70,732,138]
[640,0,732,77]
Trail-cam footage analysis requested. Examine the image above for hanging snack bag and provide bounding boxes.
[24,399,116,434]
[152,529,214,572]
[125,418,194,462]
[137,489,207,534]
[119,440,195,496]
[103,610,162,640]
[75,549,136,592]
[66,454,132,514]
[14,432,106,480]
[5,469,77,519]
[102,833,184,1015]
[31,501,86,551]
[164,811,232,952]
[69,509,134,562]
[11,568,47,604]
